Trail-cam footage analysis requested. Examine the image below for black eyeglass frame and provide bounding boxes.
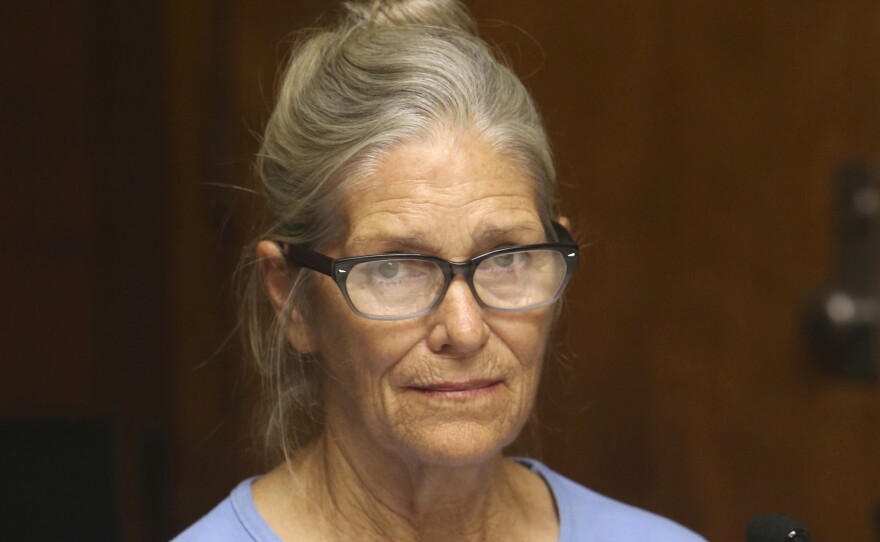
[278,221,580,320]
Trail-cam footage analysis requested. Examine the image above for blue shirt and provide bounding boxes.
[173,458,704,541]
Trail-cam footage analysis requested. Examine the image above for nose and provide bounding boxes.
[426,276,490,355]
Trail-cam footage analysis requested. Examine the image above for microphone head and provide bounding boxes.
[746,513,811,542]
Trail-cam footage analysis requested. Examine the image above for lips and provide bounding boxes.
[409,379,502,395]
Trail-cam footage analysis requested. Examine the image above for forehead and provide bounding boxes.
[340,134,543,251]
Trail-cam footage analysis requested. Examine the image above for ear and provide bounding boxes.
[557,215,572,231]
[256,240,315,354]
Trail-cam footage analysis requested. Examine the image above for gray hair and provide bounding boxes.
[242,0,558,464]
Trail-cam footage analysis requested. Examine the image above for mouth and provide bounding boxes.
[408,379,503,398]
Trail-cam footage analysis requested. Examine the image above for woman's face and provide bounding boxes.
[302,132,555,467]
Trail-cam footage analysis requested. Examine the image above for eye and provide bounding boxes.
[487,251,531,270]
[492,253,516,268]
[376,260,400,278]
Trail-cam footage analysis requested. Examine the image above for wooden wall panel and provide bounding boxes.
[85,2,172,538]
[2,1,173,540]
[0,2,96,413]
[163,0,258,529]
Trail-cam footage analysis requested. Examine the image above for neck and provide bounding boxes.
[301,431,518,542]
[254,423,558,541]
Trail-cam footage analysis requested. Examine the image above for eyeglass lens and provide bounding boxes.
[343,249,568,318]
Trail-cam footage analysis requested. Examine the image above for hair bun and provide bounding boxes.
[343,0,477,34]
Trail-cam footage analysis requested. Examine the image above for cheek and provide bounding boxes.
[496,314,552,414]
[309,280,425,395]
[492,310,554,366]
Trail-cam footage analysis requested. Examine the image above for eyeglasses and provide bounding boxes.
[278,221,579,320]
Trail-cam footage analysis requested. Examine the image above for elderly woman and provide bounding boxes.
[176,1,704,540]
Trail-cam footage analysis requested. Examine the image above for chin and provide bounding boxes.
[395,419,523,468]
[373,383,536,468]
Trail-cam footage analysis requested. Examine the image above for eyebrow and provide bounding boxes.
[346,223,544,255]
[347,234,435,254]
[475,224,544,244]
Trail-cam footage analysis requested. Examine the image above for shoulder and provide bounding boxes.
[171,478,281,542]
[516,458,706,542]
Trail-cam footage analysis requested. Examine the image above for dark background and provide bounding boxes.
[2,1,879,540]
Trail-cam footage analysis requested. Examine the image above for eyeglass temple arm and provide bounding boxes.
[278,243,334,277]
[551,220,575,244]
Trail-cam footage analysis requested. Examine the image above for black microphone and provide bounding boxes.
[746,513,811,542]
